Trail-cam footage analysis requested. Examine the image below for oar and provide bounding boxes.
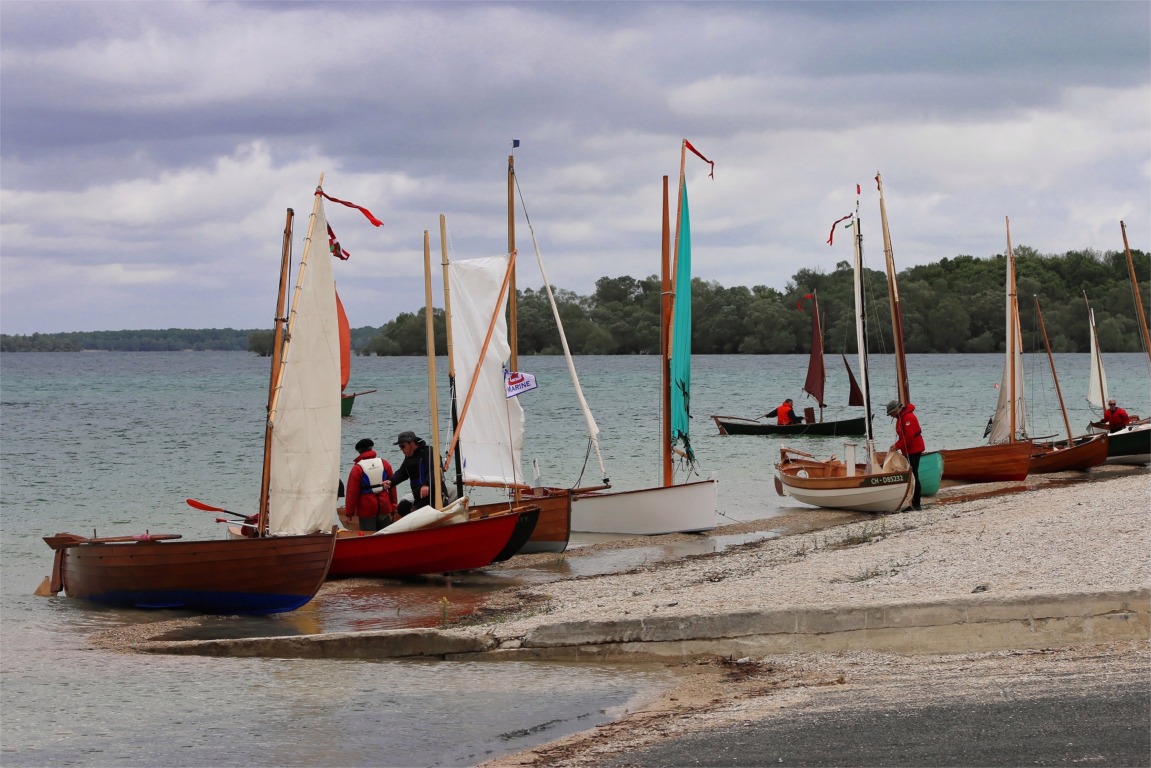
[186,498,244,518]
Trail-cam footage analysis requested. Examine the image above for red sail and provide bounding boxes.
[336,290,351,392]
[802,293,826,408]
[842,354,864,406]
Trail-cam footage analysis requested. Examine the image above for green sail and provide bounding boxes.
[671,180,694,463]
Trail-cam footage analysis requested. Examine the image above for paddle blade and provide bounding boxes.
[186,498,225,513]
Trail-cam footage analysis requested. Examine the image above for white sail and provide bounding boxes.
[1087,307,1108,408]
[447,254,525,487]
[267,196,342,534]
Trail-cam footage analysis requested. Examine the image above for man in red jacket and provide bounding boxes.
[1094,399,1131,432]
[887,400,926,511]
[345,438,398,532]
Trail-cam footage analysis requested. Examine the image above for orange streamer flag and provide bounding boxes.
[683,140,715,178]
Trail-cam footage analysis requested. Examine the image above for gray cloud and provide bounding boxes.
[1,1,1147,334]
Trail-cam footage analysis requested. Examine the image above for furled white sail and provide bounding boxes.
[988,243,1026,444]
[1087,307,1108,408]
[447,254,525,487]
[267,195,342,534]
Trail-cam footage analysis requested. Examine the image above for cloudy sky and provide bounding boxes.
[1,1,1148,335]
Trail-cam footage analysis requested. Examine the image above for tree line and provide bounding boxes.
[3,247,1147,355]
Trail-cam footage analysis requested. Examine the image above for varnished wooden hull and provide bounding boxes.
[487,490,572,554]
[45,531,336,614]
[328,509,535,578]
[938,442,1033,482]
[711,414,867,437]
[1029,434,1109,474]
[774,455,914,514]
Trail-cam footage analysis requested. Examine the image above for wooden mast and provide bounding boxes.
[661,175,673,487]
[876,172,910,406]
[257,206,295,536]
[1121,220,1151,368]
[423,229,443,509]
[1006,216,1020,443]
[439,214,464,499]
[507,152,521,503]
[1034,296,1074,443]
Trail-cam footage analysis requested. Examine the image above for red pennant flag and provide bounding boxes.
[683,139,715,178]
[328,224,350,261]
[317,189,384,227]
[856,184,861,195]
[796,301,804,311]
[826,213,852,245]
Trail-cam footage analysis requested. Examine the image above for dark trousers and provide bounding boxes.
[908,452,923,509]
[357,514,389,532]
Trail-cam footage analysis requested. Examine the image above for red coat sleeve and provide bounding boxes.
[346,465,363,516]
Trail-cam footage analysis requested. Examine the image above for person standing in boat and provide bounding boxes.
[775,398,798,426]
[382,430,446,517]
[1092,399,1131,432]
[886,400,925,511]
[345,438,398,532]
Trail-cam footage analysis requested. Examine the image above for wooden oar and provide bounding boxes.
[186,498,244,517]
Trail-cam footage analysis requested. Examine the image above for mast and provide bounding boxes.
[258,206,295,536]
[423,229,443,509]
[851,198,876,458]
[1034,296,1074,443]
[439,214,464,499]
[661,175,673,486]
[1121,220,1151,368]
[876,172,910,405]
[507,153,518,369]
[1006,216,1019,442]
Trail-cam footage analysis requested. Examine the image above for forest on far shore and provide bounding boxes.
[3,247,1148,356]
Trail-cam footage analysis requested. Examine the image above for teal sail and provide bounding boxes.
[671,180,694,463]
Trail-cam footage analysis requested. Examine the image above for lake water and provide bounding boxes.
[2,351,1148,766]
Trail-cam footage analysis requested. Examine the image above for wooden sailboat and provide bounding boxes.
[336,292,376,417]
[928,213,1031,482]
[43,195,340,614]
[1026,295,1109,472]
[326,222,540,577]
[568,144,719,535]
[711,291,867,437]
[774,191,914,513]
[1084,259,1151,465]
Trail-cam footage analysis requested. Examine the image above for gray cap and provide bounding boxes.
[885,400,901,416]
[394,430,419,445]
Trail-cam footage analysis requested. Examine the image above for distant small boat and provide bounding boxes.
[712,292,866,438]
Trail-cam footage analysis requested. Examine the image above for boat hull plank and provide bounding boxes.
[50,532,336,614]
[712,415,866,437]
[938,442,1033,483]
[1029,434,1109,474]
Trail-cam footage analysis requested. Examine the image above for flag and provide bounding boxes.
[328,224,350,260]
[683,139,715,178]
[504,368,538,398]
[512,139,520,148]
[826,213,852,245]
[856,184,861,195]
[317,190,383,227]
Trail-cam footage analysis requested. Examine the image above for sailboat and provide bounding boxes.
[336,292,376,417]
[42,193,342,614]
[1026,295,1108,472]
[774,192,915,513]
[566,144,719,535]
[978,219,1106,473]
[711,291,867,437]
[326,220,540,578]
[1084,248,1151,465]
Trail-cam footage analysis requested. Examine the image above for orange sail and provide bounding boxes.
[336,290,350,392]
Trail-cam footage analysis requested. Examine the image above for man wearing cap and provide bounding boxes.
[1093,399,1131,432]
[382,431,445,516]
[887,400,925,511]
[344,438,398,532]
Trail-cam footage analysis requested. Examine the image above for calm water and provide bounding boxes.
[2,351,1148,766]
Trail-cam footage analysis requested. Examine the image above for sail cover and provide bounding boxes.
[1087,307,1108,408]
[671,181,695,462]
[448,254,525,486]
[268,196,343,534]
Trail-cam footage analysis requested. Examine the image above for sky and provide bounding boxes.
[1,1,1148,335]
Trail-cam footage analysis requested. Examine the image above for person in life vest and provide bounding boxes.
[1092,399,1131,432]
[776,398,797,426]
[345,438,398,532]
[382,430,448,517]
[887,400,926,511]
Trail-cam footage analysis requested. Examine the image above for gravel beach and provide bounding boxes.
[471,466,1149,767]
